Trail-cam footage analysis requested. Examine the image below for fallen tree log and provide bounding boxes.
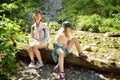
[15,48,120,74]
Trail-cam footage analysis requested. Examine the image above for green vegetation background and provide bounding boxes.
[0,0,120,79]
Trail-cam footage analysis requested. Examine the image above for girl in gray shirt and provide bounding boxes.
[28,11,49,69]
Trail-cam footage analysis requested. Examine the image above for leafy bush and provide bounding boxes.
[0,16,26,79]
[75,14,120,33]
[0,0,38,19]
[59,0,120,21]
[0,53,19,79]
[58,0,120,33]
[47,21,60,33]
[0,0,39,33]
[75,14,102,32]
[112,13,120,29]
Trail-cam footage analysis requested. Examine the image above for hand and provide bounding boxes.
[34,30,39,40]
[63,44,67,49]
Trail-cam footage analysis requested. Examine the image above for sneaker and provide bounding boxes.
[60,72,65,80]
[79,52,88,59]
[34,62,44,69]
[28,61,35,68]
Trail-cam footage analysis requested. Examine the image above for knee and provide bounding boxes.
[57,49,64,58]
[44,43,48,48]
[28,46,34,54]
[29,46,33,51]
[72,37,77,41]
[58,52,64,57]
[33,45,38,50]
[58,53,64,59]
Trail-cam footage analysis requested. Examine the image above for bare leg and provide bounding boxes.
[33,42,47,62]
[54,63,59,71]
[68,37,82,53]
[57,49,64,72]
[68,37,88,59]
[28,40,47,68]
[33,45,42,62]
[28,46,35,61]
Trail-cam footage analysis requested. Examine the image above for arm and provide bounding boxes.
[56,33,68,48]
[42,22,50,42]
[31,25,40,40]
[34,29,40,41]
[43,28,50,42]
[31,25,34,38]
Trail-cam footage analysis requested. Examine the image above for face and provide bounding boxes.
[34,13,42,22]
[65,27,71,33]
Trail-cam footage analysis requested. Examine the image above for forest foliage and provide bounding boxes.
[0,0,38,79]
[58,0,120,33]
[0,0,120,79]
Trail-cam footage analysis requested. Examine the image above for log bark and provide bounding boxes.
[15,48,120,74]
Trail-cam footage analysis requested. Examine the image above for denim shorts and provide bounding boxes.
[52,43,69,63]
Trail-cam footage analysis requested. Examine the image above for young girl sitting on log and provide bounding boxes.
[52,21,88,80]
[28,11,49,69]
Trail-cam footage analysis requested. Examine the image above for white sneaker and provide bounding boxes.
[34,62,44,69]
[28,61,35,68]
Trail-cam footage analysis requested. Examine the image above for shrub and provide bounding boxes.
[74,14,120,33]
[0,16,26,79]
[75,14,102,32]
[47,21,60,33]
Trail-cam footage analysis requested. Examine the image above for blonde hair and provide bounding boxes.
[33,11,42,20]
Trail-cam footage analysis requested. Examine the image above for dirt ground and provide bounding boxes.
[10,63,120,80]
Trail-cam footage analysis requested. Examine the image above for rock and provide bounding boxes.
[11,65,110,80]
[21,68,40,76]
[104,32,120,37]
[24,0,63,24]
[83,45,92,51]
[98,74,106,80]
[79,36,84,39]
[91,47,98,52]
[44,0,62,21]
[90,43,97,46]
[106,53,116,61]
[25,11,34,25]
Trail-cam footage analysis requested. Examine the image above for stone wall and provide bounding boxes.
[25,0,63,25]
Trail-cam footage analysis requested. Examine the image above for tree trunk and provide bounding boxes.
[15,48,120,74]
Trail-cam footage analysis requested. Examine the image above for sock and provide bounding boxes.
[38,61,43,64]
[31,60,34,62]
[60,72,65,75]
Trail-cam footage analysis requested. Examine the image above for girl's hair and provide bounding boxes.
[32,11,43,21]
[61,21,72,38]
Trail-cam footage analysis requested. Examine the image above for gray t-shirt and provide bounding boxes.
[31,22,50,43]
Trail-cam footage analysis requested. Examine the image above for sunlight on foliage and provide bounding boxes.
[47,21,60,33]
[1,3,18,11]
[0,16,26,79]
[58,0,120,33]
